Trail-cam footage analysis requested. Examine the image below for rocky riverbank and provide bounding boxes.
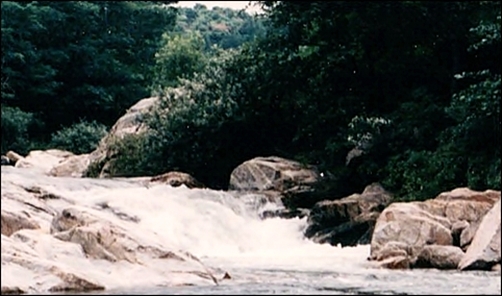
[1,166,225,294]
[2,96,500,293]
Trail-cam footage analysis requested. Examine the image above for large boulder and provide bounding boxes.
[305,183,392,247]
[149,171,205,189]
[370,202,453,261]
[228,156,323,209]
[414,245,465,270]
[372,255,411,270]
[6,150,24,165]
[459,220,481,251]
[14,149,74,174]
[369,187,501,271]
[451,220,470,247]
[1,168,223,293]
[372,241,412,261]
[423,187,499,252]
[50,207,218,282]
[50,207,143,263]
[1,155,10,166]
[84,97,159,178]
[49,154,91,178]
[1,211,41,237]
[419,188,500,224]
[458,198,501,270]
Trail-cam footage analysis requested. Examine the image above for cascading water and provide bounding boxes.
[1,166,500,295]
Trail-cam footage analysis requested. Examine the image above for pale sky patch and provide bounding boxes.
[172,1,263,14]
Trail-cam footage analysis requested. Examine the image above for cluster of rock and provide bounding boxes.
[1,151,25,167]
[84,96,159,178]
[1,149,88,177]
[369,188,501,271]
[1,176,224,294]
[1,97,161,179]
[2,95,500,295]
[0,95,226,294]
[228,155,501,272]
[226,156,394,247]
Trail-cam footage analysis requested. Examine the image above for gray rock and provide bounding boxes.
[370,202,453,259]
[1,155,10,166]
[228,156,322,209]
[305,183,392,247]
[458,198,501,271]
[415,245,465,270]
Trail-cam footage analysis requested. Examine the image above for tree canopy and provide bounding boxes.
[2,1,500,201]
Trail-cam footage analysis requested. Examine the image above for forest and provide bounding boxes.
[1,1,500,201]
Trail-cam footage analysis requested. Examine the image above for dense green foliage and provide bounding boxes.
[107,49,244,186]
[174,4,266,50]
[1,1,177,153]
[150,4,266,92]
[1,106,44,155]
[2,1,500,201]
[151,32,207,92]
[49,120,107,154]
[122,1,500,198]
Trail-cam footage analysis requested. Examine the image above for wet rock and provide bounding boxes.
[150,171,205,189]
[1,155,11,166]
[260,208,310,219]
[370,202,452,260]
[228,156,323,209]
[6,151,24,165]
[460,220,481,251]
[50,208,89,234]
[14,149,74,174]
[23,185,63,201]
[84,97,159,178]
[309,218,377,247]
[369,188,501,271]
[47,266,105,293]
[1,286,26,295]
[451,220,470,247]
[49,207,218,285]
[1,162,222,293]
[305,183,392,247]
[420,188,500,224]
[458,198,501,271]
[50,208,136,263]
[372,241,412,261]
[414,245,465,270]
[376,256,411,269]
[49,154,91,178]
[1,211,41,237]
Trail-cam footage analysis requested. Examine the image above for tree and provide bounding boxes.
[151,32,207,93]
[1,1,177,135]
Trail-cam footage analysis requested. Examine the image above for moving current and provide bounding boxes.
[1,166,500,295]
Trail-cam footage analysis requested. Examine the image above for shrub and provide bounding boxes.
[50,120,107,154]
[103,133,160,177]
[107,49,246,187]
[1,106,45,155]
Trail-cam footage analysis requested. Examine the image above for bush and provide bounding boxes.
[50,120,108,154]
[107,49,247,187]
[1,106,45,155]
[381,144,469,202]
[103,133,160,177]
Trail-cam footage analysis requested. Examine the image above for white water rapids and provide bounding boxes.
[1,166,500,295]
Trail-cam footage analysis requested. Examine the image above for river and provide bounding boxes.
[1,166,500,295]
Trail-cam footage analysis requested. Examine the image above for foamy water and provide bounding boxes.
[1,166,500,295]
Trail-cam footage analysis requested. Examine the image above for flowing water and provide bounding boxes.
[1,167,501,295]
